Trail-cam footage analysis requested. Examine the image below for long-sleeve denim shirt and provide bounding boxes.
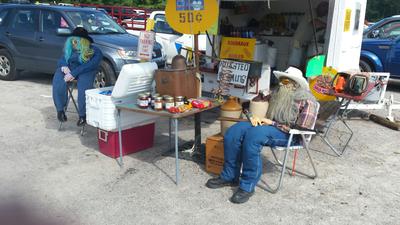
[57,45,102,79]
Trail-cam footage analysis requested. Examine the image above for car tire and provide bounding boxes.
[359,59,374,72]
[94,60,115,88]
[0,49,18,81]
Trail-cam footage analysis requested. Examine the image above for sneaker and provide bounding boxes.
[205,177,238,189]
[57,111,67,122]
[230,188,254,204]
[77,117,86,127]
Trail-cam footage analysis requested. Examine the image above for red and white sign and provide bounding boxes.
[138,31,155,61]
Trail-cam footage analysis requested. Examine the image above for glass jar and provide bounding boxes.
[144,92,151,103]
[154,96,163,111]
[151,93,160,109]
[175,96,184,106]
[138,94,149,109]
[164,96,174,110]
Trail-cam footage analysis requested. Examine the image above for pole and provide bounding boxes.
[307,0,319,55]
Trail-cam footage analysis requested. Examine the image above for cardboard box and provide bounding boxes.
[205,134,225,175]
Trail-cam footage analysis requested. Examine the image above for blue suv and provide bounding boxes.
[360,15,400,79]
[0,4,165,86]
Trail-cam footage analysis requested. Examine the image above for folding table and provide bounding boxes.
[115,101,220,184]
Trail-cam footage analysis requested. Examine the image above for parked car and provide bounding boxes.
[360,15,400,79]
[128,11,207,65]
[0,4,166,87]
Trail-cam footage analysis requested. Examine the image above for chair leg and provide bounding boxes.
[67,84,79,114]
[319,117,353,156]
[267,134,293,193]
[292,149,298,176]
[271,136,317,179]
[301,134,317,179]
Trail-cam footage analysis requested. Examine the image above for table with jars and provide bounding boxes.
[116,93,221,185]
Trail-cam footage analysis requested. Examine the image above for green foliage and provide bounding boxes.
[366,0,400,22]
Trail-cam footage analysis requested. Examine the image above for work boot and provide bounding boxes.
[230,188,254,204]
[57,111,67,122]
[206,177,238,189]
[77,116,86,127]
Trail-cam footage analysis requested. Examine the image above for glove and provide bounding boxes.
[64,73,74,82]
[250,116,273,127]
[61,66,71,74]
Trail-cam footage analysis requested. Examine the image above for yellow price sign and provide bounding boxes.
[165,0,219,34]
[220,37,256,61]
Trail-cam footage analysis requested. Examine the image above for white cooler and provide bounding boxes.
[86,62,159,131]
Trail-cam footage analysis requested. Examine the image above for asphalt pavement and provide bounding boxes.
[0,72,399,225]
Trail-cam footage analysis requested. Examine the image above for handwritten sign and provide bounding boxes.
[220,37,256,61]
[165,0,218,34]
[138,31,155,61]
[218,59,250,86]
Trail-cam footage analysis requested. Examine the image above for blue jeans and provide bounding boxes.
[52,70,95,117]
[220,122,297,193]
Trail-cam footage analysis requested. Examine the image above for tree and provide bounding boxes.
[366,0,400,22]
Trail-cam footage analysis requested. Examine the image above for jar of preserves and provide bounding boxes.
[138,94,149,109]
[175,96,184,106]
[151,93,160,108]
[154,96,163,111]
[164,96,174,110]
[144,92,151,103]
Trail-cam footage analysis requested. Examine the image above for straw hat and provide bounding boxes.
[273,67,309,90]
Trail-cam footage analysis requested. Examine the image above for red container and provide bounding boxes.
[97,123,155,158]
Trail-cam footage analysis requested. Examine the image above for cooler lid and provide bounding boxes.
[111,62,158,99]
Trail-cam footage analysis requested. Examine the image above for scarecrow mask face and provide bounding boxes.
[71,37,79,50]
[279,77,297,90]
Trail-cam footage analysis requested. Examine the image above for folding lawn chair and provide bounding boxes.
[58,80,86,136]
[315,99,354,156]
[262,102,320,193]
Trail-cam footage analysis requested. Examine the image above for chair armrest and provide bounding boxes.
[217,117,248,122]
[289,129,316,135]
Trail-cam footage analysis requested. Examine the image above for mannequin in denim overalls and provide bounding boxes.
[52,28,102,126]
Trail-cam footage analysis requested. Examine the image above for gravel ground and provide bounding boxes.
[0,72,399,225]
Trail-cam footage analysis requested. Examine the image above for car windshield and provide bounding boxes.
[65,10,126,34]
[153,14,180,35]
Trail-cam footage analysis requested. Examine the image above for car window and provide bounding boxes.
[11,9,38,32]
[65,10,126,34]
[372,21,400,39]
[0,10,9,26]
[41,10,69,34]
[153,14,179,35]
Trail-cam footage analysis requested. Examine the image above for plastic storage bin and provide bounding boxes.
[98,123,155,158]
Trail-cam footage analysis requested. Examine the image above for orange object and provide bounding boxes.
[335,76,346,93]
[206,134,225,175]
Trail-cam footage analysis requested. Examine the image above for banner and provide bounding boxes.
[217,59,250,86]
[220,37,256,61]
[138,31,155,61]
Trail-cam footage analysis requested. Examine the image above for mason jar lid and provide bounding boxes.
[154,96,163,101]
[165,96,174,101]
